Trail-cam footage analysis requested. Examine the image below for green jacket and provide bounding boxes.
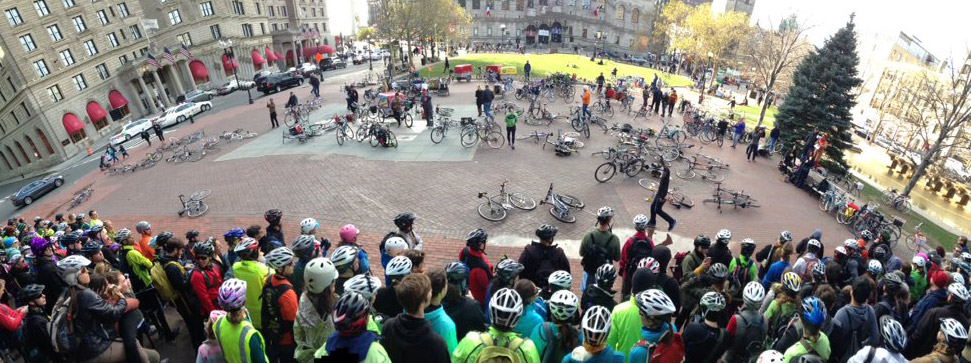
[729,255,759,283]
[764,299,798,329]
[315,340,391,362]
[294,292,335,363]
[605,297,641,362]
[452,327,540,363]
[782,332,831,363]
[505,112,518,128]
[122,245,152,288]
[232,260,273,329]
[911,270,928,303]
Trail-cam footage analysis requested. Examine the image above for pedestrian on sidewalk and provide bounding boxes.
[505,108,518,150]
[106,145,118,163]
[767,126,781,155]
[344,85,353,110]
[443,57,450,74]
[140,129,152,146]
[746,127,764,162]
[647,163,677,231]
[524,61,532,82]
[475,86,484,117]
[667,89,677,118]
[421,90,433,127]
[152,121,164,141]
[309,73,320,98]
[482,86,495,121]
[266,99,279,128]
[731,118,746,148]
[349,87,359,114]
[118,145,129,159]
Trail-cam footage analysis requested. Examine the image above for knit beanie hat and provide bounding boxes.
[932,271,951,288]
[631,268,656,296]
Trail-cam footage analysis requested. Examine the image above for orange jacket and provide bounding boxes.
[582,90,591,105]
[269,275,298,345]
[136,234,156,262]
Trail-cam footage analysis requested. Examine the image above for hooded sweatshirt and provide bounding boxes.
[833,304,879,361]
[380,314,451,363]
[707,241,732,268]
[907,302,970,359]
[293,292,335,363]
[442,292,486,341]
[847,346,907,363]
[425,304,458,354]
[563,346,625,363]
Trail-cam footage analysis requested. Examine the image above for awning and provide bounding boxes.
[108,90,128,109]
[222,54,239,72]
[265,46,276,61]
[63,113,84,135]
[275,51,284,59]
[189,60,209,80]
[251,50,266,66]
[320,45,336,54]
[86,101,107,121]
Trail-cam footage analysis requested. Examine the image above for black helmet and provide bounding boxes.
[264,209,283,223]
[466,228,488,246]
[75,214,84,221]
[80,241,101,256]
[393,213,416,229]
[59,233,79,245]
[332,292,371,334]
[495,259,524,280]
[445,261,470,282]
[156,231,174,246]
[193,241,215,256]
[185,230,200,240]
[535,224,557,240]
[694,235,711,248]
[17,284,45,305]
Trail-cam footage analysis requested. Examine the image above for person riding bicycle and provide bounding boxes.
[452,287,541,363]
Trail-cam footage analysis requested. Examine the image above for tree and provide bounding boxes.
[662,4,750,85]
[744,15,811,129]
[652,1,693,53]
[356,27,377,42]
[776,18,862,174]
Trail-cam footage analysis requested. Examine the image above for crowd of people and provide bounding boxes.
[2,207,971,363]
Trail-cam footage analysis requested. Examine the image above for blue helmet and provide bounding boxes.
[223,227,246,241]
[801,296,826,328]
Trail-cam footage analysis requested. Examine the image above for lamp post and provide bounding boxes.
[700,51,713,97]
[601,31,607,62]
[219,39,253,104]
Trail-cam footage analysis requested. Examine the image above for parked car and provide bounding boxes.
[110,118,155,145]
[630,56,647,66]
[352,54,366,65]
[299,63,318,74]
[320,57,347,71]
[156,101,213,127]
[177,89,214,103]
[11,175,64,207]
[258,72,304,94]
[217,79,256,95]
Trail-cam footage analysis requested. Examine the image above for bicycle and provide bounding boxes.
[568,109,592,139]
[165,145,202,163]
[334,115,355,146]
[460,119,504,149]
[904,222,929,254]
[476,180,538,221]
[818,188,847,214]
[543,129,583,155]
[593,148,644,182]
[368,123,398,148]
[284,106,309,127]
[177,189,210,218]
[703,182,760,211]
[655,122,687,147]
[883,188,912,214]
[430,108,459,144]
[676,156,724,182]
[592,97,615,118]
[639,179,695,209]
[517,130,555,144]
[540,183,584,223]
[69,188,93,209]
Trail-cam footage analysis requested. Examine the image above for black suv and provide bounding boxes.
[319,57,347,71]
[258,73,304,94]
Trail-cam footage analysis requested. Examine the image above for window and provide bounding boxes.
[199,1,214,16]
[71,74,87,90]
[280,7,286,16]
[10,112,18,124]
[46,85,62,102]
[34,0,50,17]
[20,102,30,116]
[59,49,75,66]
[129,25,142,39]
[502,0,509,10]
[107,32,119,47]
[268,6,274,16]
[271,23,277,31]
[118,54,128,64]
[19,34,37,52]
[83,40,97,56]
[231,1,244,15]
[5,9,23,26]
[95,63,109,80]
[631,8,639,24]
[259,23,265,34]
[616,4,624,20]
[61,0,75,9]
[209,24,220,39]
[255,2,260,14]
[47,24,62,41]
[8,78,16,92]
[311,8,315,16]
[167,10,181,24]
[97,10,109,25]
[516,0,523,10]
[117,2,130,17]
[177,32,191,45]
[242,23,253,37]
[472,0,479,9]
[33,60,50,77]
[72,16,86,33]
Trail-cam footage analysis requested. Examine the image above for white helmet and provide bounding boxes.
[300,218,319,234]
[743,281,766,305]
[581,306,612,347]
[489,287,524,329]
[264,247,295,270]
[867,259,883,275]
[384,237,409,252]
[779,230,793,242]
[716,229,731,241]
[807,239,822,251]
[962,252,971,264]
[596,206,614,219]
[343,274,382,300]
[948,282,970,301]
[638,257,660,274]
[843,239,858,250]
[912,255,926,268]
[699,291,726,313]
[304,257,338,294]
[291,234,317,252]
[632,214,649,228]
[548,270,572,290]
[548,290,579,321]
[941,318,969,347]
[758,350,785,363]
[740,238,755,246]
[385,255,413,277]
[634,289,676,316]
[952,273,966,287]
[233,237,260,253]
[329,245,359,268]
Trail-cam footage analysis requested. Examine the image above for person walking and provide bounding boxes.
[581,86,592,120]
[267,99,279,128]
[443,57,450,73]
[731,118,746,148]
[475,86,484,117]
[524,60,532,82]
[505,108,518,150]
[308,73,320,98]
[140,129,152,147]
[596,73,605,92]
[667,89,678,118]
[152,121,164,141]
[767,126,781,154]
[746,127,764,162]
[118,144,129,159]
[348,87,359,113]
[421,90,434,127]
[482,86,495,121]
[647,163,677,232]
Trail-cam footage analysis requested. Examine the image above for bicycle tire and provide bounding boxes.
[905,235,921,254]
[430,127,445,144]
[284,114,297,128]
[477,202,507,221]
[190,189,211,201]
[595,162,617,183]
[355,127,370,142]
[674,193,695,208]
[549,206,577,223]
[545,91,556,103]
[370,134,381,147]
[189,151,204,162]
[571,117,583,132]
[509,192,537,210]
[716,137,724,147]
[638,178,656,190]
[558,194,584,209]
[243,132,258,139]
[336,127,347,146]
[900,200,912,214]
[581,123,590,138]
[460,128,478,148]
[404,114,413,128]
[186,200,209,218]
[625,159,645,177]
[150,152,163,162]
[676,167,696,179]
[706,170,725,182]
[818,196,830,212]
[386,131,398,148]
[485,131,504,149]
[140,159,157,170]
[525,116,544,126]
[562,132,581,139]
[659,148,680,162]
[605,106,614,118]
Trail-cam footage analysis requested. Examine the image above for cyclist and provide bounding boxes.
[381,273,451,362]
[343,273,385,334]
[537,270,572,315]
[909,256,931,305]
[486,259,524,323]
[263,209,285,249]
[393,212,423,251]
[30,237,60,313]
[563,305,624,363]
[842,239,865,283]
[513,279,543,336]
[262,247,299,363]
[627,289,683,363]
[159,236,206,347]
[764,272,802,338]
[338,224,370,274]
[530,290,581,362]
[222,227,247,269]
[606,268,662,360]
[19,284,54,362]
[189,240,224,318]
[619,215,653,298]
[290,234,319,296]
[722,282,766,363]
[866,260,884,282]
[442,261,487,340]
[681,262,731,327]
[452,287,541,363]
[313,292,390,362]
[681,235,711,283]
[330,245,361,295]
[213,278,270,363]
[782,297,831,362]
[793,239,822,282]
[373,255,412,318]
[133,220,156,262]
[762,243,795,289]
[910,318,967,363]
[460,228,493,306]
[294,258,338,363]
[729,238,759,298]
[581,264,618,312]
[426,270,458,353]
[651,246,682,312]
[299,217,331,256]
[847,316,907,363]
[232,237,272,329]
[833,276,879,362]
[907,282,970,359]
[580,207,621,291]
[683,292,731,363]
[708,229,733,267]
[518,224,570,291]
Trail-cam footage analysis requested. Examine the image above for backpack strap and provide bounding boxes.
[479,333,494,347]
[702,329,726,363]
[540,323,555,360]
[239,325,252,363]
[799,338,815,355]
[506,336,524,351]
[864,346,877,363]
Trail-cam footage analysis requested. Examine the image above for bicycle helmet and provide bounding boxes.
[333,292,371,335]
[911,255,926,268]
[834,246,848,257]
[952,273,966,287]
[185,230,200,240]
[882,272,904,289]
[331,245,360,267]
[861,230,874,242]
[595,264,616,285]
[700,291,727,313]
[867,259,883,275]
[716,229,731,242]
[264,209,283,223]
[548,290,579,321]
[694,235,711,248]
[384,237,409,253]
[880,315,907,353]
[57,255,90,286]
[343,274,382,300]
[801,296,826,328]
[843,239,858,250]
[638,257,660,274]
[758,350,785,363]
[385,256,413,277]
[339,224,359,243]
[708,263,729,280]
[223,227,246,241]
[940,318,969,349]
[635,289,676,316]
[135,221,151,233]
[782,272,802,294]
[304,258,338,294]
[743,281,766,305]
[291,234,317,252]
[29,237,53,256]
[535,224,558,240]
[234,237,260,255]
[948,282,970,301]
[596,206,614,221]
[218,278,248,310]
[495,259,524,281]
[114,228,132,243]
[17,284,45,305]
[393,213,416,229]
[812,261,827,281]
[581,306,612,347]
[489,287,524,329]
[632,214,649,229]
[193,240,215,256]
[547,270,572,290]
[154,231,174,248]
[265,247,295,270]
[962,252,971,264]
[780,230,793,242]
[807,239,822,253]
[80,241,101,257]
[59,233,79,246]
[465,228,488,246]
[445,261,470,282]
[300,218,319,234]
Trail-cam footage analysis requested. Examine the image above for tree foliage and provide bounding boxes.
[654,3,750,83]
[370,0,470,65]
[743,15,811,128]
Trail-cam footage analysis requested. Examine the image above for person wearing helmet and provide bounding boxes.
[442,262,487,340]
[681,235,711,283]
[313,292,391,362]
[604,268,663,360]
[680,262,731,328]
[682,292,730,363]
[620,215,655,298]
[80,240,108,272]
[793,238,822,283]
[866,259,884,281]
[563,305,624,363]
[512,279,544,337]
[830,276,879,361]
[580,207,621,292]
[213,279,271,363]
[68,214,87,232]
[133,220,156,262]
[582,263,618,312]
[373,255,413,318]
[189,240,225,319]
[627,289,684,363]
[231,237,273,329]
[380,273,451,362]
[26,237,58,316]
[910,255,930,304]
[61,232,84,257]
[485,259,525,324]
[460,228,494,307]
[708,229,733,268]
[781,297,832,362]
[729,238,759,298]
[263,209,285,249]
[847,315,908,363]
[8,254,34,295]
[906,282,971,359]
[763,272,802,336]
[294,257,338,362]
[529,290,581,362]
[841,239,865,284]
[298,218,332,257]
[538,270,572,310]
[337,224,370,275]
[19,283,54,362]
[761,243,795,290]
[331,246,361,295]
[261,247,299,362]
[343,274,385,334]
[723,282,767,363]
[452,287,541,363]
[424,270,459,353]
[222,227,247,267]
[519,224,570,291]
[912,318,968,363]
[382,213,422,268]
[158,236,207,347]
[290,234,320,296]
[0,279,25,345]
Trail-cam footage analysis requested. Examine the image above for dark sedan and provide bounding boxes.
[11,175,64,207]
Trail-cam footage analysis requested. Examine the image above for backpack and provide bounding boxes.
[48,291,80,354]
[260,276,294,344]
[531,246,558,288]
[792,339,824,362]
[672,251,698,282]
[767,312,798,350]
[475,333,525,363]
[842,314,871,362]
[581,234,610,273]
[623,238,653,279]
[540,322,568,363]
[728,310,766,362]
[634,330,685,363]
[150,260,183,303]
[801,258,820,283]
[732,257,755,289]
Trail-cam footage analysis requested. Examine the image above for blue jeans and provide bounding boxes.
[484,102,493,120]
[582,104,591,119]
[767,136,779,153]
[732,131,742,147]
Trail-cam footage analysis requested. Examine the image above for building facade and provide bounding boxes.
[0,0,333,180]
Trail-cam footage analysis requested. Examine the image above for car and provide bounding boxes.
[630,56,647,66]
[320,57,347,71]
[216,79,256,95]
[352,54,365,65]
[110,118,155,145]
[177,89,214,103]
[299,63,318,74]
[11,175,64,207]
[156,101,213,127]
[258,72,304,94]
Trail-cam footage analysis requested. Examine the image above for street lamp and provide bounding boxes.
[218,39,253,105]
[701,51,713,97]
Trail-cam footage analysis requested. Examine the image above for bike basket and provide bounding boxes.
[847,203,859,210]
[893,217,906,227]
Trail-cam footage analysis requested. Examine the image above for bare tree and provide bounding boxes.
[744,15,810,129]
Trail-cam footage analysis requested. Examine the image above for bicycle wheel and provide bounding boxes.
[190,189,212,201]
[189,151,204,162]
[404,114,413,128]
[676,167,696,179]
[905,235,921,254]
[524,115,544,126]
[705,170,725,182]
[549,206,577,223]
[674,192,695,208]
[571,117,583,132]
[672,131,686,145]
[186,200,209,218]
[509,192,537,210]
[625,159,645,177]
[355,127,370,142]
[716,137,724,147]
[581,123,590,138]
[285,113,297,127]
[659,147,680,162]
[140,159,157,170]
[605,105,614,118]
[151,152,163,162]
[638,178,656,190]
[430,127,445,144]
[477,202,507,221]
[558,194,584,209]
[899,200,912,214]
[545,91,556,102]
[460,128,478,148]
[485,131,504,149]
[818,196,831,212]
[386,131,398,148]
[595,162,617,183]
[336,127,347,146]
[300,108,310,122]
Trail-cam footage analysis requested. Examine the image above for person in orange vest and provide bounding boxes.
[134,221,156,262]
[581,86,592,120]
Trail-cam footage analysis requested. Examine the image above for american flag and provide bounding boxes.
[162,47,176,63]
[146,53,162,69]
[485,5,491,17]
[179,44,193,60]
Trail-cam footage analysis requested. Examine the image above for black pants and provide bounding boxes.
[506,126,516,146]
[142,136,151,146]
[135,289,177,342]
[155,132,164,141]
[270,112,279,128]
[476,102,483,116]
[119,307,143,363]
[175,297,205,348]
[746,143,759,161]
[424,107,433,126]
[393,109,403,126]
[648,196,674,229]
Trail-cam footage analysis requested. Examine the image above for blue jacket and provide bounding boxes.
[762,261,791,290]
[628,323,677,363]
[515,307,544,338]
[908,288,947,334]
[425,305,458,354]
[562,347,623,363]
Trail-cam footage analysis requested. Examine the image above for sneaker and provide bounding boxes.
[511,144,515,150]
[668,220,677,232]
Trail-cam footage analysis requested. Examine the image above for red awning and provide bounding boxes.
[63,113,84,136]
[189,60,209,80]
[108,90,128,109]
[251,50,266,66]
[275,51,284,59]
[320,45,336,54]
[286,50,294,60]
[265,46,276,61]
[222,54,239,72]
[86,101,107,121]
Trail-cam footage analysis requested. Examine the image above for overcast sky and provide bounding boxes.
[750,0,971,62]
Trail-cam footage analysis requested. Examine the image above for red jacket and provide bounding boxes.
[189,263,224,317]
[0,303,24,331]
[459,248,492,307]
[620,231,654,277]
[638,332,685,363]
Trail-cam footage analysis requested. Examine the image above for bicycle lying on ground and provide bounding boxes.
[639,179,695,209]
[69,188,93,209]
[177,189,210,218]
[476,180,537,221]
[540,183,585,223]
[703,182,760,212]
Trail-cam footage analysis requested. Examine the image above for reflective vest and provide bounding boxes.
[232,260,272,328]
[215,315,268,363]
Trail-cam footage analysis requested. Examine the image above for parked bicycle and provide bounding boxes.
[476,180,538,221]
[69,188,93,209]
[883,188,912,214]
[177,189,210,218]
[540,183,584,223]
[460,119,504,149]
[676,156,725,182]
[593,147,644,182]
[430,108,460,144]
[904,222,929,254]
[703,182,760,211]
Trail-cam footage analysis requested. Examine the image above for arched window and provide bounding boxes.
[6,146,21,167]
[14,141,30,164]
[36,128,55,155]
[616,4,625,20]
[24,136,41,160]
[0,152,11,170]
[632,8,640,23]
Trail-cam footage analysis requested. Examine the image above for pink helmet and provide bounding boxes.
[339,224,359,243]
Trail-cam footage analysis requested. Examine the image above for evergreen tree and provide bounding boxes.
[776,18,862,174]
